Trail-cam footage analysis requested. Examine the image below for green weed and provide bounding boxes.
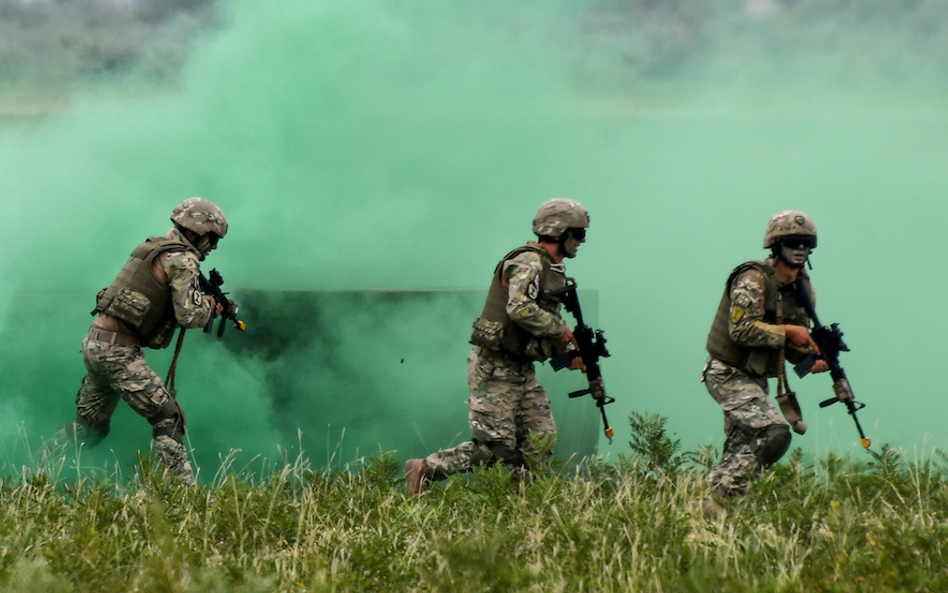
[0,419,945,592]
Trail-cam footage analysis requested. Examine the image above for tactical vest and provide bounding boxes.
[94,237,198,349]
[706,260,812,377]
[470,243,565,361]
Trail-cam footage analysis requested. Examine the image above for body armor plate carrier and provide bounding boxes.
[94,237,198,349]
[706,260,812,377]
[470,243,565,361]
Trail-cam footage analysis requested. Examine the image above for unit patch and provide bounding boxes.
[730,306,746,324]
[527,279,539,301]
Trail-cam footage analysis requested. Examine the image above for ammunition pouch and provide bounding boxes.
[145,319,177,349]
[470,317,504,351]
[100,287,150,329]
[470,317,553,361]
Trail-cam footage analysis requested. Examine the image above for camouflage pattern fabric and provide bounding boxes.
[153,435,195,486]
[424,346,556,478]
[727,267,787,351]
[164,227,215,328]
[76,335,196,484]
[424,248,567,478]
[706,264,797,496]
[68,229,214,485]
[77,337,171,423]
[704,357,786,496]
[503,249,569,341]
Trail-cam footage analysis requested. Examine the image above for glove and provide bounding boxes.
[589,377,607,401]
[833,379,854,404]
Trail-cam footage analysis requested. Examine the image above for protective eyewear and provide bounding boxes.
[782,237,815,250]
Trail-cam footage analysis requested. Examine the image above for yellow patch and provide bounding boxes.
[730,306,745,324]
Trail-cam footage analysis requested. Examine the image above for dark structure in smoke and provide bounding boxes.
[222,290,600,468]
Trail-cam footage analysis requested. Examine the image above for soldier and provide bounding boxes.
[56,197,233,485]
[404,198,592,497]
[702,210,829,515]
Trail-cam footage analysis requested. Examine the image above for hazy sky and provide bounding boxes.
[1,1,946,477]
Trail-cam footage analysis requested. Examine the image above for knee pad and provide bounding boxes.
[755,424,792,466]
[148,397,186,443]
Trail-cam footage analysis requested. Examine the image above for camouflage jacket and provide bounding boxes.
[706,258,813,377]
[470,243,569,361]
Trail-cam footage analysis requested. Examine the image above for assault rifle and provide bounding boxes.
[199,269,246,337]
[792,281,870,449]
[549,280,615,441]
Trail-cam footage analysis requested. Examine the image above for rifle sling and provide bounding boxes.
[775,293,805,432]
[164,328,186,399]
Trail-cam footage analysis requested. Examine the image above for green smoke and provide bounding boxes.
[1,1,948,479]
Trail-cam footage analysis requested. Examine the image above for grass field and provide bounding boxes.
[1,417,945,593]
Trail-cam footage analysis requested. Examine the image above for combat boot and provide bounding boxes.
[702,496,724,519]
[404,458,433,498]
[702,487,729,519]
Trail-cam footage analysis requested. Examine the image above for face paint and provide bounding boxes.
[779,242,811,268]
[562,228,586,259]
[194,234,220,261]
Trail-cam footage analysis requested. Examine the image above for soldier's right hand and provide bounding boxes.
[785,324,819,355]
[559,326,578,349]
[589,377,607,401]
[833,378,855,403]
[208,296,224,318]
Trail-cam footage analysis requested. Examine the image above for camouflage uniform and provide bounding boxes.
[704,261,812,496]
[405,198,590,496]
[424,247,569,479]
[62,198,228,485]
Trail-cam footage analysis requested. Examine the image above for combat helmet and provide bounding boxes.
[763,210,816,249]
[532,198,590,237]
[171,197,228,239]
[171,197,227,260]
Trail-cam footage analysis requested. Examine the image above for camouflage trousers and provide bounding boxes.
[704,357,786,496]
[424,346,557,479]
[72,329,195,484]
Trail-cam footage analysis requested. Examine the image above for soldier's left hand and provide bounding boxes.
[569,355,586,372]
[589,377,607,400]
[811,360,830,374]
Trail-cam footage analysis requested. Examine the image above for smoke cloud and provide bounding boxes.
[1,1,948,478]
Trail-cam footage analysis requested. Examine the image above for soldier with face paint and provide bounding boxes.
[404,198,592,497]
[54,197,233,485]
[702,210,830,516]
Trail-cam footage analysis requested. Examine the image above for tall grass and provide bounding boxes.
[0,418,946,592]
